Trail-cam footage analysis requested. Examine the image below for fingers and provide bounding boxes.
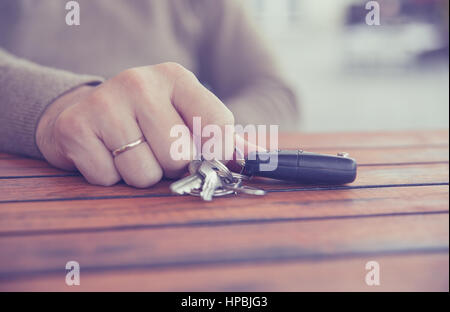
[71,136,121,187]
[54,109,120,186]
[128,63,235,175]
[167,63,235,129]
[103,119,163,188]
[88,95,164,188]
[56,92,163,188]
[131,63,235,175]
[113,142,163,188]
[154,63,235,161]
[105,66,195,179]
[136,100,195,178]
[52,63,236,189]
[126,75,194,178]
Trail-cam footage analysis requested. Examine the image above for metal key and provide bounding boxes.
[171,159,266,200]
[170,172,203,195]
[198,161,223,201]
[222,182,266,196]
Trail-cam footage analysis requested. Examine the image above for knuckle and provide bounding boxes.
[117,67,150,93]
[153,62,195,81]
[155,62,186,74]
[90,94,118,115]
[88,89,110,107]
[87,91,128,131]
[54,111,89,142]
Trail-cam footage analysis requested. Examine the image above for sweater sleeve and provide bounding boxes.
[196,0,300,129]
[0,48,104,158]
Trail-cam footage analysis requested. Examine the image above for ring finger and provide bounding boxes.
[95,111,163,188]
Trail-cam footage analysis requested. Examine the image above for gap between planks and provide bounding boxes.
[1,253,447,291]
[0,213,448,279]
[0,185,448,236]
[0,163,448,203]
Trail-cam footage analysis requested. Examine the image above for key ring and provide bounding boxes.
[186,180,240,197]
[223,184,266,196]
[188,159,203,174]
[186,159,235,197]
[230,172,250,181]
[184,158,259,199]
[208,159,234,181]
[189,159,237,182]
[187,188,235,197]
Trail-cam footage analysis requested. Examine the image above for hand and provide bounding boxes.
[36,63,234,188]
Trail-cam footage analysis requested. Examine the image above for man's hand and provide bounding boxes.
[36,63,235,188]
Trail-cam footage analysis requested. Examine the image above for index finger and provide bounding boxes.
[163,64,235,160]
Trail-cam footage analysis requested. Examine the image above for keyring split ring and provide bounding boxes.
[209,159,234,181]
[188,159,241,182]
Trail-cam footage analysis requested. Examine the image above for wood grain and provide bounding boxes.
[1,253,447,291]
[0,213,447,279]
[1,130,447,161]
[0,130,448,292]
[277,129,449,149]
[0,158,73,177]
[1,145,448,178]
[0,163,447,203]
[0,186,447,235]
[0,153,16,160]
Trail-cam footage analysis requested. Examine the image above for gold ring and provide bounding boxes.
[112,136,146,157]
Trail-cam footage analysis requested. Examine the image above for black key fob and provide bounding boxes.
[242,150,357,185]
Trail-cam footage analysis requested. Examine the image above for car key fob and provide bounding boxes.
[242,150,357,185]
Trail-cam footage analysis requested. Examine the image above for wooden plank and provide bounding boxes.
[0,163,447,203]
[1,130,448,161]
[0,253,447,291]
[0,146,448,178]
[251,163,449,190]
[0,186,447,234]
[0,158,71,177]
[0,153,16,160]
[0,129,448,173]
[277,129,449,149]
[342,146,449,165]
[0,175,169,202]
[0,213,447,278]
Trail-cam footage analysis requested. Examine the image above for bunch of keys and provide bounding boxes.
[170,158,266,201]
[170,150,357,201]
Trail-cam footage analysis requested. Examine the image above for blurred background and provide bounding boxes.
[243,0,449,132]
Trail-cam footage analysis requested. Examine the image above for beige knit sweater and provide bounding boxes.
[0,0,298,158]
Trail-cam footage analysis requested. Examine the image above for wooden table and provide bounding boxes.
[0,130,448,291]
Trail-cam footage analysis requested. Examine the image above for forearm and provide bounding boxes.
[225,79,299,130]
[197,0,299,129]
[0,48,103,158]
